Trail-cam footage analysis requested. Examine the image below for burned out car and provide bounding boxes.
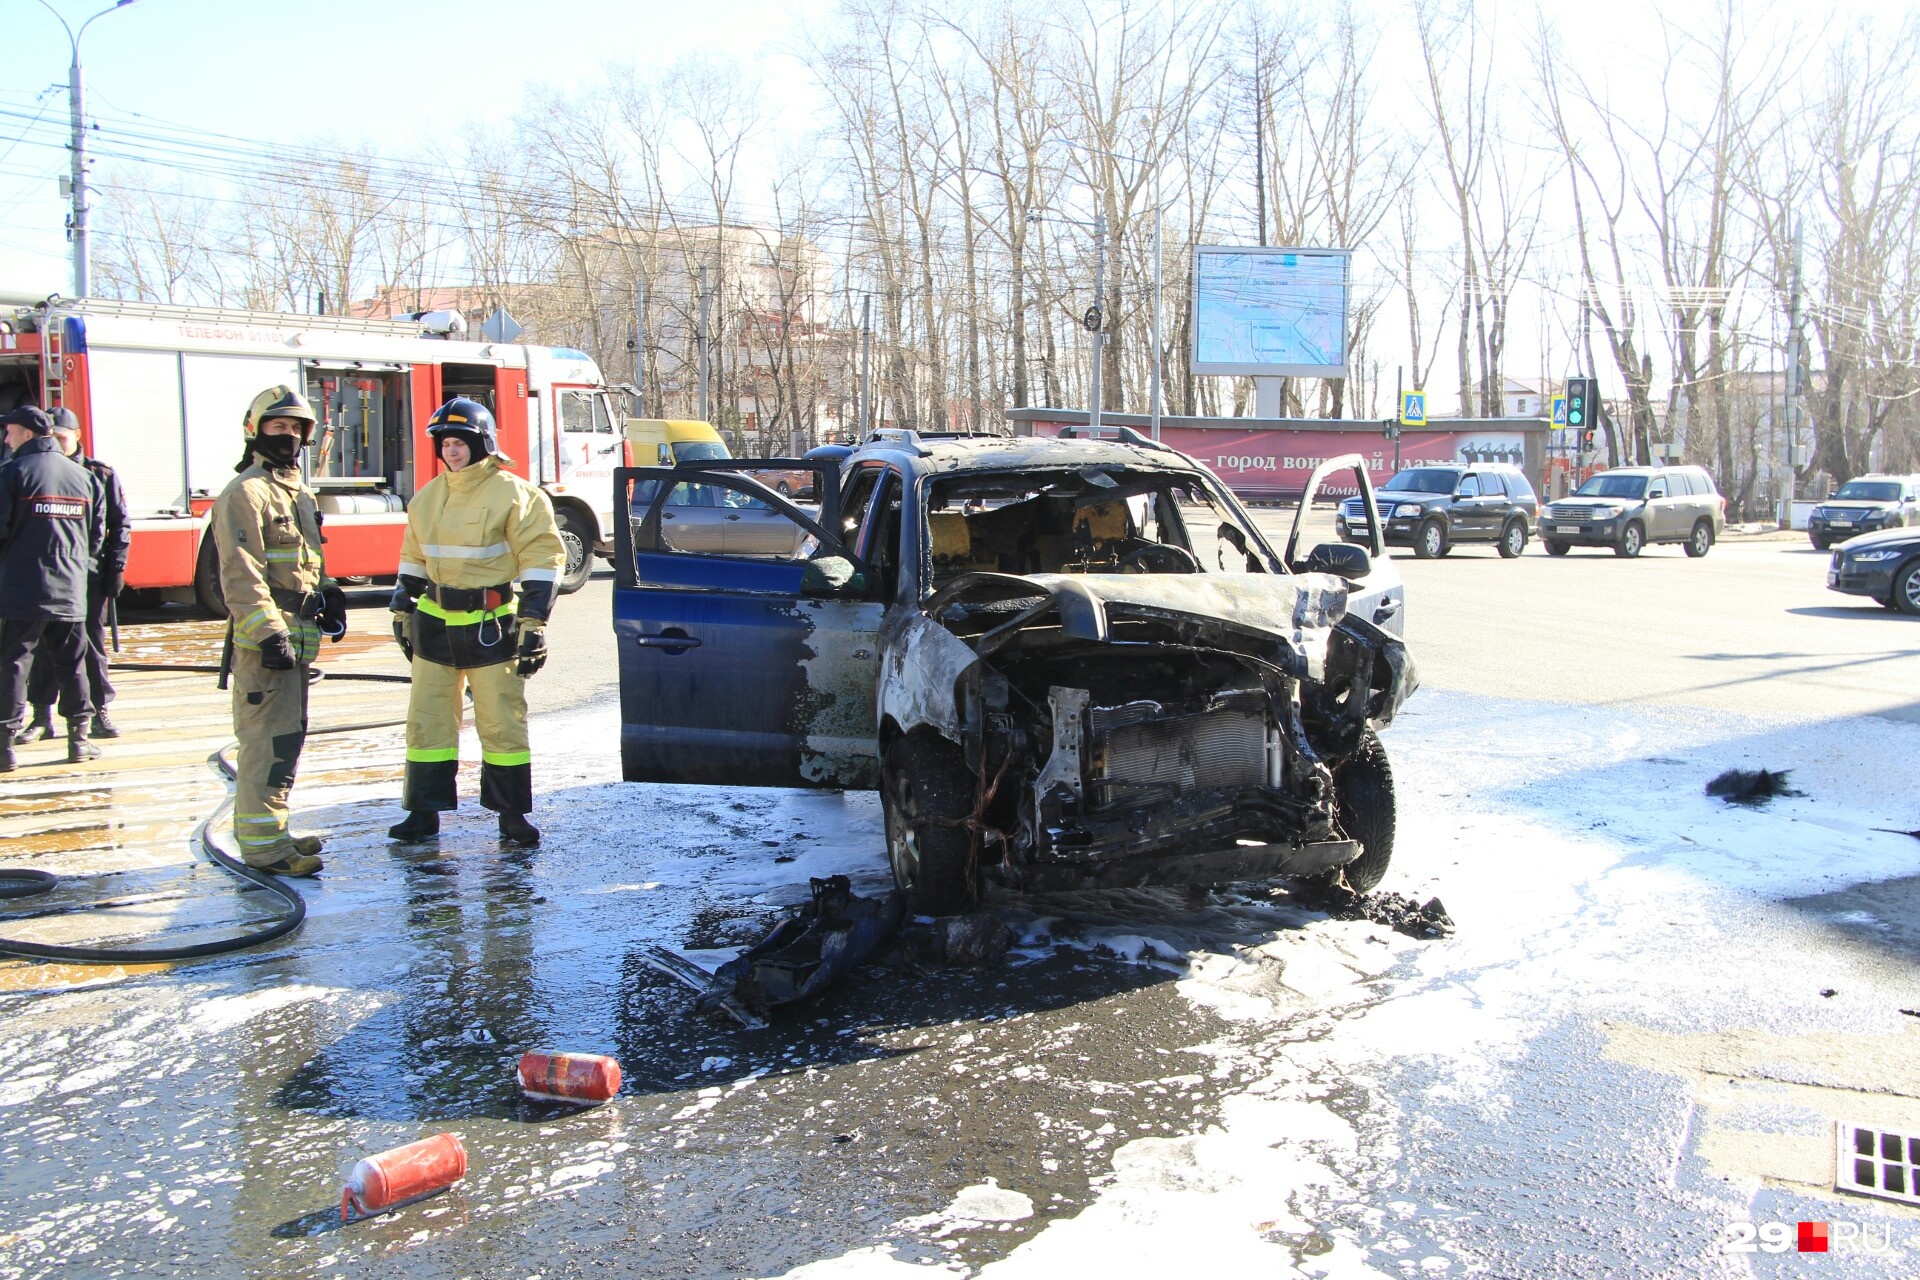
[614,429,1417,913]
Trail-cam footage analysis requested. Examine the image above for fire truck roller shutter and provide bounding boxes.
[181,354,302,496]
[84,348,189,515]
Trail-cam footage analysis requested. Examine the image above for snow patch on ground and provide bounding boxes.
[186,982,338,1037]
[768,690,1920,1279]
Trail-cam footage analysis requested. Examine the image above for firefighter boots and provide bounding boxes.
[252,843,324,877]
[498,813,541,846]
[90,712,119,739]
[388,810,440,841]
[20,706,55,742]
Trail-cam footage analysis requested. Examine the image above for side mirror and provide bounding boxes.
[1304,542,1371,581]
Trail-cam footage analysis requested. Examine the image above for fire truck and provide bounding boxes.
[0,295,625,611]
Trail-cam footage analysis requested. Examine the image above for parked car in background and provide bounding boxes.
[1540,466,1725,558]
[628,474,806,556]
[745,467,818,499]
[1807,475,1920,550]
[1827,525,1920,615]
[1337,463,1538,559]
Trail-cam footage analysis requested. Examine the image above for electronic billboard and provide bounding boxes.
[1190,246,1351,378]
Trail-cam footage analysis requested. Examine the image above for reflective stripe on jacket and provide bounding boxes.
[398,456,565,591]
[212,461,327,655]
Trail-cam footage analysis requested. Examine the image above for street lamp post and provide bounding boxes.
[33,0,141,299]
[1060,139,1166,439]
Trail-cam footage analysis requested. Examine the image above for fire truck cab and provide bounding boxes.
[0,295,624,611]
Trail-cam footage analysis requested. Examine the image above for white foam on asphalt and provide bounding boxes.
[760,690,1920,1278]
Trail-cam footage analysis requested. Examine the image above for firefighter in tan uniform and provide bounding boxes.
[387,398,564,846]
[212,387,348,877]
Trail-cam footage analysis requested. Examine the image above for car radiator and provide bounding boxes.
[1086,690,1269,806]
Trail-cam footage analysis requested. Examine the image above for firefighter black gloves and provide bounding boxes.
[388,573,427,614]
[101,569,124,599]
[259,632,297,670]
[517,578,555,625]
[392,613,414,663]
[515,620,548,678]
[319,586,349,642]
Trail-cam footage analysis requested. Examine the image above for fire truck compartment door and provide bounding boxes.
[86,347,189,515]
[181,352,301,498]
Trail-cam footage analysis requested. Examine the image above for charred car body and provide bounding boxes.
[614,429,1417,913]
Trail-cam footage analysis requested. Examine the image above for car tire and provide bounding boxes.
[1811,535,1829,551]
[1544,539,1570,557]
[1413,520,1446,559]
[1498,519,1526,559]
[1684,519,1714,558]
[776,480,794,497]
[1615,521,1644,558]
[1308,729,1395,894]
[194,532,225,619]
[882,733,979,914]
[1894,560,1920,617]
[555,506,596,595]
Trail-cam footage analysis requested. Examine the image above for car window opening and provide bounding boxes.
[1834,481,1902,502]
[1379,469,1459,495]
[923,470,1263,589]
[1575,474,1649,500]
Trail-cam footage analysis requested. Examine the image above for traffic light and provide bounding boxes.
[1580,428,1596,451]
[1564,377,1596,429]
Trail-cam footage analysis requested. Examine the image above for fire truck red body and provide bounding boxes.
[0,297,622,609]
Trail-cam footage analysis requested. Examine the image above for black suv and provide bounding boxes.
[1338,464,1538,559]
[1808,475,1920,550]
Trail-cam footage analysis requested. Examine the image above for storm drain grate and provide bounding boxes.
[1835,1123,1920,1207]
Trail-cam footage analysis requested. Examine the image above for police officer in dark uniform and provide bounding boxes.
[0,406,104,770]
[19,408,130,742]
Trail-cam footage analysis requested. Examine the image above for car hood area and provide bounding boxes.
[1832,525,1920,552]
[916,568,1418,733]
[1011,570,1350,644]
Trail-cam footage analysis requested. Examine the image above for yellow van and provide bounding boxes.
[623,419,729,466]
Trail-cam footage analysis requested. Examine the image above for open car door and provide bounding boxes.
[614,458,885,789]
[1285,454,1404,636]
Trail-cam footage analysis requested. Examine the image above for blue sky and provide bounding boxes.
[0,0,831,292]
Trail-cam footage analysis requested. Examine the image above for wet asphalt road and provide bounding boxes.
[3,543,1919,1278]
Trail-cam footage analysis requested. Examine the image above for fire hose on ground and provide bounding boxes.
[0,668,409,963]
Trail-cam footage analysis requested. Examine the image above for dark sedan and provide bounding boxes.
[1827,525,1920,615]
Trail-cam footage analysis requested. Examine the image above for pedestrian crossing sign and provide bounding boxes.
[1552,394,1567,426]
[1399,390,1427,427]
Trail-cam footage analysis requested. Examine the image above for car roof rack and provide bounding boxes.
[866,427,934,456]
[1055,423,1174,453]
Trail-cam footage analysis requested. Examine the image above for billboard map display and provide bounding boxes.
[1191,246,1351,378]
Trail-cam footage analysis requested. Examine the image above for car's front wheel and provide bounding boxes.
[1498,519,1527,559]
[882,734,979,914]
[1544,539,1570,556]
[1684,519,1714,558]
[1413,520,1446,559]
[1811,534,1830,551]
[1893,560,1920,617]
[1307,729,1395,894]
[1615,521,1644,558]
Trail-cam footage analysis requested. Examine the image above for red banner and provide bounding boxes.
[1030,421,1530,498]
